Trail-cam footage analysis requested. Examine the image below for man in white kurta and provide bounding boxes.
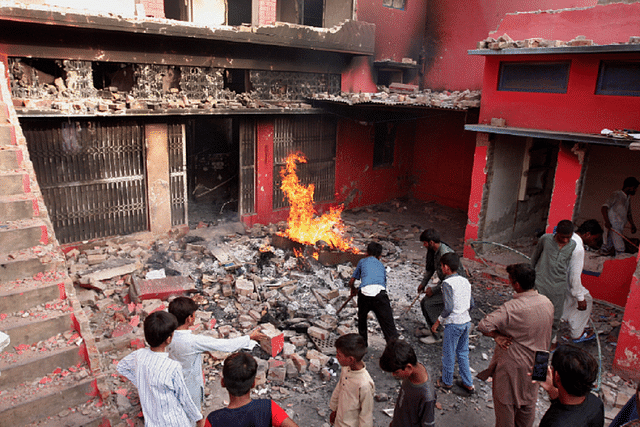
[601,177,639,255]
[562,220,603,342]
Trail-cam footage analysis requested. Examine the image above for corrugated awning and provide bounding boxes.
[464,124,634,147]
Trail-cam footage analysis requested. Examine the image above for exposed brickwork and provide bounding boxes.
[250,70,341,100]
[180,66,224,101]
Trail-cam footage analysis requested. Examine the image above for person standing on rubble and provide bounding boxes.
[348,241,398,347]
[417,228,462,344]
[601,176,639,256]
[168,296,266,418]
[531,220,576,346]
[561,220,603,344]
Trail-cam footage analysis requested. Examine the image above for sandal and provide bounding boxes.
[435,377,452,391]
[455,379,475,395]
[572,330,596,343]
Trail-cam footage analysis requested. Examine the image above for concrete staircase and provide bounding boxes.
[0,68,111,426]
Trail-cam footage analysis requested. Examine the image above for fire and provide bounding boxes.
[278,152,358,253]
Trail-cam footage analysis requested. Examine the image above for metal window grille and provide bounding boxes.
[239,119,256,215]
[23,120,148,243]
[273,115,336,209]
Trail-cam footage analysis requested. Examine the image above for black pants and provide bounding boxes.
[357,290,398,347]
[420,294,444,339]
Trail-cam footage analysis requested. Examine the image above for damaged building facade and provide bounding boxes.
[2,0,640,424]
[461,2,640,378]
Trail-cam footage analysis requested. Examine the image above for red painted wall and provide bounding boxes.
[545,144,581,233]
[334,118,414,208]
[355,1,428,65]
[478,53,640,134]
[410,112,476,210]
[613,254,640,380]
[422,0,597,91]
[463,135,489,259]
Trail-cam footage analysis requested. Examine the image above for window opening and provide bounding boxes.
[373,122,397,168]
[383,0,405,10]
[228,0,253,25]
[225,69,249,93]
[498,62,570,93]
[596,61,640,96]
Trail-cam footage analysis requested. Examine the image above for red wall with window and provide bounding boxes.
[478,52,640,133]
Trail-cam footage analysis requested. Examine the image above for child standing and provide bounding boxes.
[168,296,265,411]
[431,252,475,395]
[329,333,375,427]
[117,311,204,427]
[379,339,436,427]
[204,351,298,427]
[348,242,398,347]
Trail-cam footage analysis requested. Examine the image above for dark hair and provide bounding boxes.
[556,220,574,235]
[379,339,417,373]
[506,263,536,291]
[366,241,383,258]
[168,296,198,326]
[420,228,441,244]
[440,252,460,273]
[552,345,598,397]
[144,311,178,348]
[335,333,367,361]
[223,352,258,397]
[576,219,603,236]
[623,176,640,189]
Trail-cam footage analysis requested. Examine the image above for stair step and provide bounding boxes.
[0,279,64,314]
[0,252,60,284]
[0,195,36,222]
[0,172,28,196]
[0,220,49,251]
[0,148,23,171]
[0,344,84,390]
[1,308,74,350]
[0,102,8,123]
[0,123,15,146]
[0,375,97,425]
[24,408,114,427]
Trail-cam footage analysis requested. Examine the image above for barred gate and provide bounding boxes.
[273,115,336,209]
[23,120,148,243]
[168,123,188,226]
[239,119,255,215]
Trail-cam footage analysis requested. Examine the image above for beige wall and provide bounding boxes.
[18,0,136,16]
[145,124,173,235]
[576,144,640,231]
[192,0,226,25]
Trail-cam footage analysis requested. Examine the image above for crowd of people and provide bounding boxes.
[115,177,640,426]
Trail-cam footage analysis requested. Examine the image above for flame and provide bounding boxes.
[259,244,274,253]
[293,248,303,257]
[278,152,358,253]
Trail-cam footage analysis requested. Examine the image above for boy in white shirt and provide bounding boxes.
[431,252,475,395]
[168,296,265,411]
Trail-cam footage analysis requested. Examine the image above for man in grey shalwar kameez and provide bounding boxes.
[531,220,576,345]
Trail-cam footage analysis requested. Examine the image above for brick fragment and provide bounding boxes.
[307,326,329,341]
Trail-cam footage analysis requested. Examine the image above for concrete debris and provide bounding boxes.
[310,88,481,109]
[37,199,628,426]
[477,33,640,51]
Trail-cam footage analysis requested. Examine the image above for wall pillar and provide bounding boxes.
[613,253,640,380]
[463,133,489,260]
[145,124,172,235]
[255,120,274,222]
[546,143,581,233]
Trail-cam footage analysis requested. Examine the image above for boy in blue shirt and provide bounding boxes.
[348,241,398,347]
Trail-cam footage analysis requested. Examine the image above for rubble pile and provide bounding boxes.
[29,199,629,426]
[311,87,481,109]
[477,33,640,51]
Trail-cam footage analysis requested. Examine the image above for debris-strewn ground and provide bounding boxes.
[35,198,631,426]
